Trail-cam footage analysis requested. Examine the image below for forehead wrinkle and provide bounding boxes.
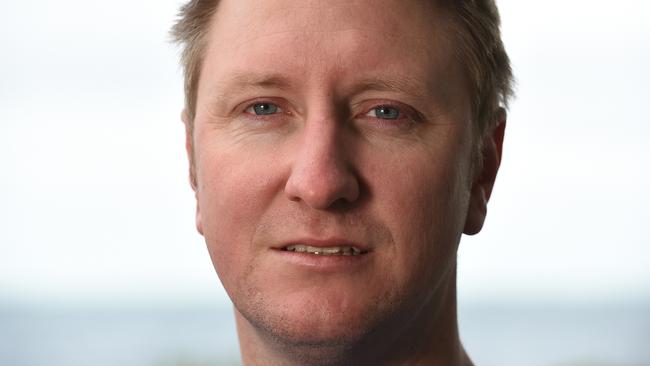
[210,72,296,100]
[229,0,409,47]
[351,77,430,100]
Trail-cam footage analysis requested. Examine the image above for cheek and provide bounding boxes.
[369,146,471,290]
[194,147,280,285]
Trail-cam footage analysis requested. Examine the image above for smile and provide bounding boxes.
[284,244,366,256]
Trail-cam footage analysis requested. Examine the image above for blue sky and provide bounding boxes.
[1,0,648,306]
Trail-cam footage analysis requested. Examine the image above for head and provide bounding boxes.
[172,0,512,362]
[173,0,513,171]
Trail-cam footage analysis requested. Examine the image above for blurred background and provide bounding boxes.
[1,0,648,365]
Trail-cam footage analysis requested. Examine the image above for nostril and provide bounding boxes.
[284,125,360,209]
[284,165,359,209]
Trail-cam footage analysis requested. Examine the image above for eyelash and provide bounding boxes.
[239,99,422,125]
[358,101,423,125]
[240,100,291,124]
[244,102,279,115]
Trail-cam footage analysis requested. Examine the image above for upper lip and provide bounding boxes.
[274,238,370,252]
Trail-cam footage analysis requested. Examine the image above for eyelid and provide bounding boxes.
[356,100,424,122]
[242,99,285,115]
[365,105,399,119]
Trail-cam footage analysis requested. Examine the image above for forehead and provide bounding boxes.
[212,0,439,39]
[199,0,464,103]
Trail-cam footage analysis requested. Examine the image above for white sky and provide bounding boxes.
[1,0,649,306]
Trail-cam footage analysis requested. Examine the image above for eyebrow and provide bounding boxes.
[351,76,429,99]
[210,72,430,103]
[212,72,295,101]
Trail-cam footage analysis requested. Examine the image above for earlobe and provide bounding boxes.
[463,109,506,235]
[196,204,204,236]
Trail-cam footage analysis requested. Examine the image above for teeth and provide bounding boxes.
[285,245,363,256]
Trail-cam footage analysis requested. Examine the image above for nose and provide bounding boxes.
[284,118,360,210]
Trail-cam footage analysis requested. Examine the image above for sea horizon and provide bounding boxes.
[1,298,648,366]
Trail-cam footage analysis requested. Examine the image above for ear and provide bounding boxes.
[181,109,203,235]
[463,109,506,235]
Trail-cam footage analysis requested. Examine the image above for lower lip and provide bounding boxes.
[271,249,372,272]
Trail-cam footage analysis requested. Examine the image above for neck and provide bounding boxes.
[235,268,472,366]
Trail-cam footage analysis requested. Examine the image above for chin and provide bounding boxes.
[235,284,402,349]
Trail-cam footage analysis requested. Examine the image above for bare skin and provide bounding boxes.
[184,0,504,364]
[236,268,474,366]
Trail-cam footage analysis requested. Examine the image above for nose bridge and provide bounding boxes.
[303,116,340,173]
[284,111,359,209]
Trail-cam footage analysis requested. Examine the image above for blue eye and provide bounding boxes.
[247,102,281,115]
[367,106,400,120]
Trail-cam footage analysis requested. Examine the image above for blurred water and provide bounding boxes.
[460,302,650,366]
[0,303,241,366]
[0,301,648,366]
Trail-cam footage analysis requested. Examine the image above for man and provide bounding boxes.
[171,0,512,364]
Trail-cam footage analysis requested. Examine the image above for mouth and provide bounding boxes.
[273,239,372,271]
[283,244,367,256]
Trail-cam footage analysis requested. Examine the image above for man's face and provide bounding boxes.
[189,0,481,345]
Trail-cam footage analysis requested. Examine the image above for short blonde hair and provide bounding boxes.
[171,0,513,138]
